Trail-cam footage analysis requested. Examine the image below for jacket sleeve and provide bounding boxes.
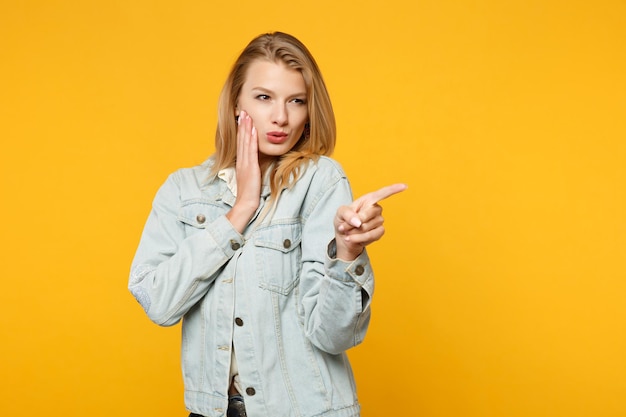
[128,171,244,326]
[298,171,374,355]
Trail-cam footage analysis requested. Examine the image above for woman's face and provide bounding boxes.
[237,60,309,164]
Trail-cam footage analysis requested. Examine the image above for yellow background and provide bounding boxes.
[1,1,625,416]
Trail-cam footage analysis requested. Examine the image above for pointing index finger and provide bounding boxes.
[358,183,408,206]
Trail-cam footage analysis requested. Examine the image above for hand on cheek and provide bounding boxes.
[226,110,261,233]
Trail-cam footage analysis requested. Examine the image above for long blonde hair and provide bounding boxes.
[211,32,336,203]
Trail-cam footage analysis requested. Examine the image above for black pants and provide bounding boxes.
[189,395,247,417]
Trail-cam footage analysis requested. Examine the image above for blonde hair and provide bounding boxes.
[212,32,336,203]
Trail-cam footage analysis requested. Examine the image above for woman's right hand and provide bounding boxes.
[226,110,262,233]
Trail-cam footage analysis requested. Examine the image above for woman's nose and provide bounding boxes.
[272,104,288,126]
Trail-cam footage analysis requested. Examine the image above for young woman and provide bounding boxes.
[129,32,406,417]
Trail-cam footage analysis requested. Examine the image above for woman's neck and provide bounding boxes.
[258,155,277,177]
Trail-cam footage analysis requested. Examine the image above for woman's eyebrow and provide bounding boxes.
[251,86,306,97]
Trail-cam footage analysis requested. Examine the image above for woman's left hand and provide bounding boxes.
[334,183,408,261]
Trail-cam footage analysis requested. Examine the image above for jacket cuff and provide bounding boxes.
[205,215,245,257]
[325,239,373,289]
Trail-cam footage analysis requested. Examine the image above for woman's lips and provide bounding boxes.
[266,131,288,144]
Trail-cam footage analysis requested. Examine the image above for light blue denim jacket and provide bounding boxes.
[129,156,374,417]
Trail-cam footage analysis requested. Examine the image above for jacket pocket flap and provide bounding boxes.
[177,200,221,228]
[254,222,302,253]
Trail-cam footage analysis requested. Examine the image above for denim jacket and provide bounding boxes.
[129,156,374,417]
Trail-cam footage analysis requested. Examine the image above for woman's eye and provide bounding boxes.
[291,98,306,105]
[256,94,270,100]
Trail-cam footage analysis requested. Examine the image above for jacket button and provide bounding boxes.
[231,240,241,250]
[245,387,256,396]
[196,214,206,224]
[355,265,365,276]
[283,239,291,249]
[235,317,244,326]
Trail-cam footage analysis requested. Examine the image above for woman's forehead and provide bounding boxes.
[243,60,306,93]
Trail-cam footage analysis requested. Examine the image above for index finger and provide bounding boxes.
[357,183,408,206]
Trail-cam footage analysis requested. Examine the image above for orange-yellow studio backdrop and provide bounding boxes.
[1,1,625,416]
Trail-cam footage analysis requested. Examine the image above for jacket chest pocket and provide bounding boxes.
[177,201,223,236]
[253,221,302,295]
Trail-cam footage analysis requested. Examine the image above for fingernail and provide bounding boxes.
[350,217,362,228]
[338,224,345,232]
[251,126,256,136]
